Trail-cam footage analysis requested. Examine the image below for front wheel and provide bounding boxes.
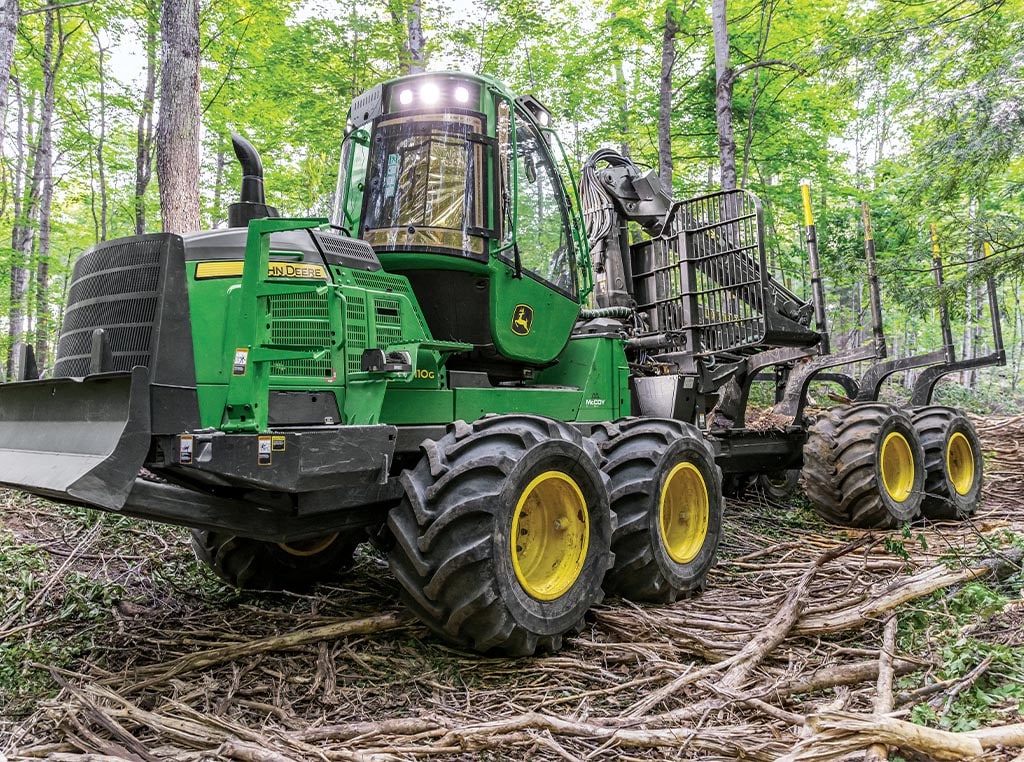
[592,418,723,603]
[387,415,615,656]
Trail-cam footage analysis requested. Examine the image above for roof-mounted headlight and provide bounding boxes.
[515,94,553,128]
[387,78,480,111]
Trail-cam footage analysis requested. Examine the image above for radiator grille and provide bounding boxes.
[352,270,414,296]
[374,297,404,349]
[346,293,368,372]
[267,292,334,378]
[52,238,164,378]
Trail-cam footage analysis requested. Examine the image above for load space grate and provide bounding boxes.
[632,189,769,357]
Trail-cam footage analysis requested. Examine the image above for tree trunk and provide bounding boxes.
[135,0,157,235]
[157,0,201,234]
[658,5,678,189]
[8,79,36,372]
[33,9,61,372]
[407,0,425,72]
[401,0,425,74]
[89,22,108,241]
[1011,278,1021,392]
[0,0,17,149]
[711,0,737,190]
[612,31,631,158]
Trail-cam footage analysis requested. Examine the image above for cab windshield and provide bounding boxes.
[362,111,487,259]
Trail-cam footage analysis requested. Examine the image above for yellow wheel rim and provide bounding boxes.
[511,471,589,601]
[880,432,914,503]
[278,532,338,557]
[947,432,975,496]
[660,462,709,564]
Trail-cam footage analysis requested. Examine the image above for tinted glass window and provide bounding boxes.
[362,112,486,258]
[513,119,576,296]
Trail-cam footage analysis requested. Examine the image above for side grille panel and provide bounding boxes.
[52,238,165,378]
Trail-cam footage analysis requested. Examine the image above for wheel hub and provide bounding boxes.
[278,532,338,557]
[947,432,975,496]
[660,462,709,564]
[511,471,589,601]
[880,432,914,503]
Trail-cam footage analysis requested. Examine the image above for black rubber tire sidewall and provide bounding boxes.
[757,469,800,500]
[645,433,723,594]
[190,529,361,591]
[492,439,613,636]
[912,406,984,520]
[872,411,926,523]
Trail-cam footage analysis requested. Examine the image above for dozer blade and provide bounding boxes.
[0,367,151,511]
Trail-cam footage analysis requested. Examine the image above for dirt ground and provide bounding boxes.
[1,416,1022,761]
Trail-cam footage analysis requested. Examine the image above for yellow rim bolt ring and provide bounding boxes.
[511,472,590,601]
[947,432,976,496]
[660,462,710,564]
[881,432,914,503]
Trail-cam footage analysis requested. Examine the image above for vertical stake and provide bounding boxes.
[800,181,829,354]
[862,203,887,359]
[931,224,956,363]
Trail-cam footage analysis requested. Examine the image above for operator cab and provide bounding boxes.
[334,72,588,375]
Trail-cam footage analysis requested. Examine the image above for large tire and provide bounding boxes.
[756,469,801,500]
[911,406,984,520]
[801,403,925,528]
[387,414,615,656]
[591,418,723,603]
[191,529,362,591]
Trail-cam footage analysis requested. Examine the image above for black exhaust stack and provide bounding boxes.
[228,132,280,228]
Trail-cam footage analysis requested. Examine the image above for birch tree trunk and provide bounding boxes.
[157,0,201,234]
[33,10,61,372]
[89,22,108,241]
[134,0,157,235]
[0,0,17,149]
[658,5,678,189]
[8,81,36,371]
[712,0,737,190]
[405,0,424,73]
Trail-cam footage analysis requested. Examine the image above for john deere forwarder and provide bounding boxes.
[0,72,1004,655]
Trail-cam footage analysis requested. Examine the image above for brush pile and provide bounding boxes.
[2,416,1023,761]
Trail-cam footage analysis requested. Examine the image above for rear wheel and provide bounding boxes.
[801,403,925,528]
[191,529,362,591]
[592,418,723,603]
[387,414,614,656]
[911,406,984,520]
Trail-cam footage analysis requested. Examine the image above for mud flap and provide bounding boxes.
[0,367,151,510]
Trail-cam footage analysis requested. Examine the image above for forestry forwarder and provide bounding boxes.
[0,72,1004,655]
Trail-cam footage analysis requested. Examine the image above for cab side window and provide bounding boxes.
[513,120,576,296]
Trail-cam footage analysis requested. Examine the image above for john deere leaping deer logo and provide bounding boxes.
[511,304,534,336]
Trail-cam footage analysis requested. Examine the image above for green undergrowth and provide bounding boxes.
[0,495,225,718]
[898,551,1024,732]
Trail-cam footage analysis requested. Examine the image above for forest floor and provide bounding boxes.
[0,416,1023,761]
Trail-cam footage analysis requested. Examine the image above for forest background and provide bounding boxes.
[0,0,1022,410]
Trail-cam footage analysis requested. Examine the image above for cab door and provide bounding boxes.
[491,108,581,365]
